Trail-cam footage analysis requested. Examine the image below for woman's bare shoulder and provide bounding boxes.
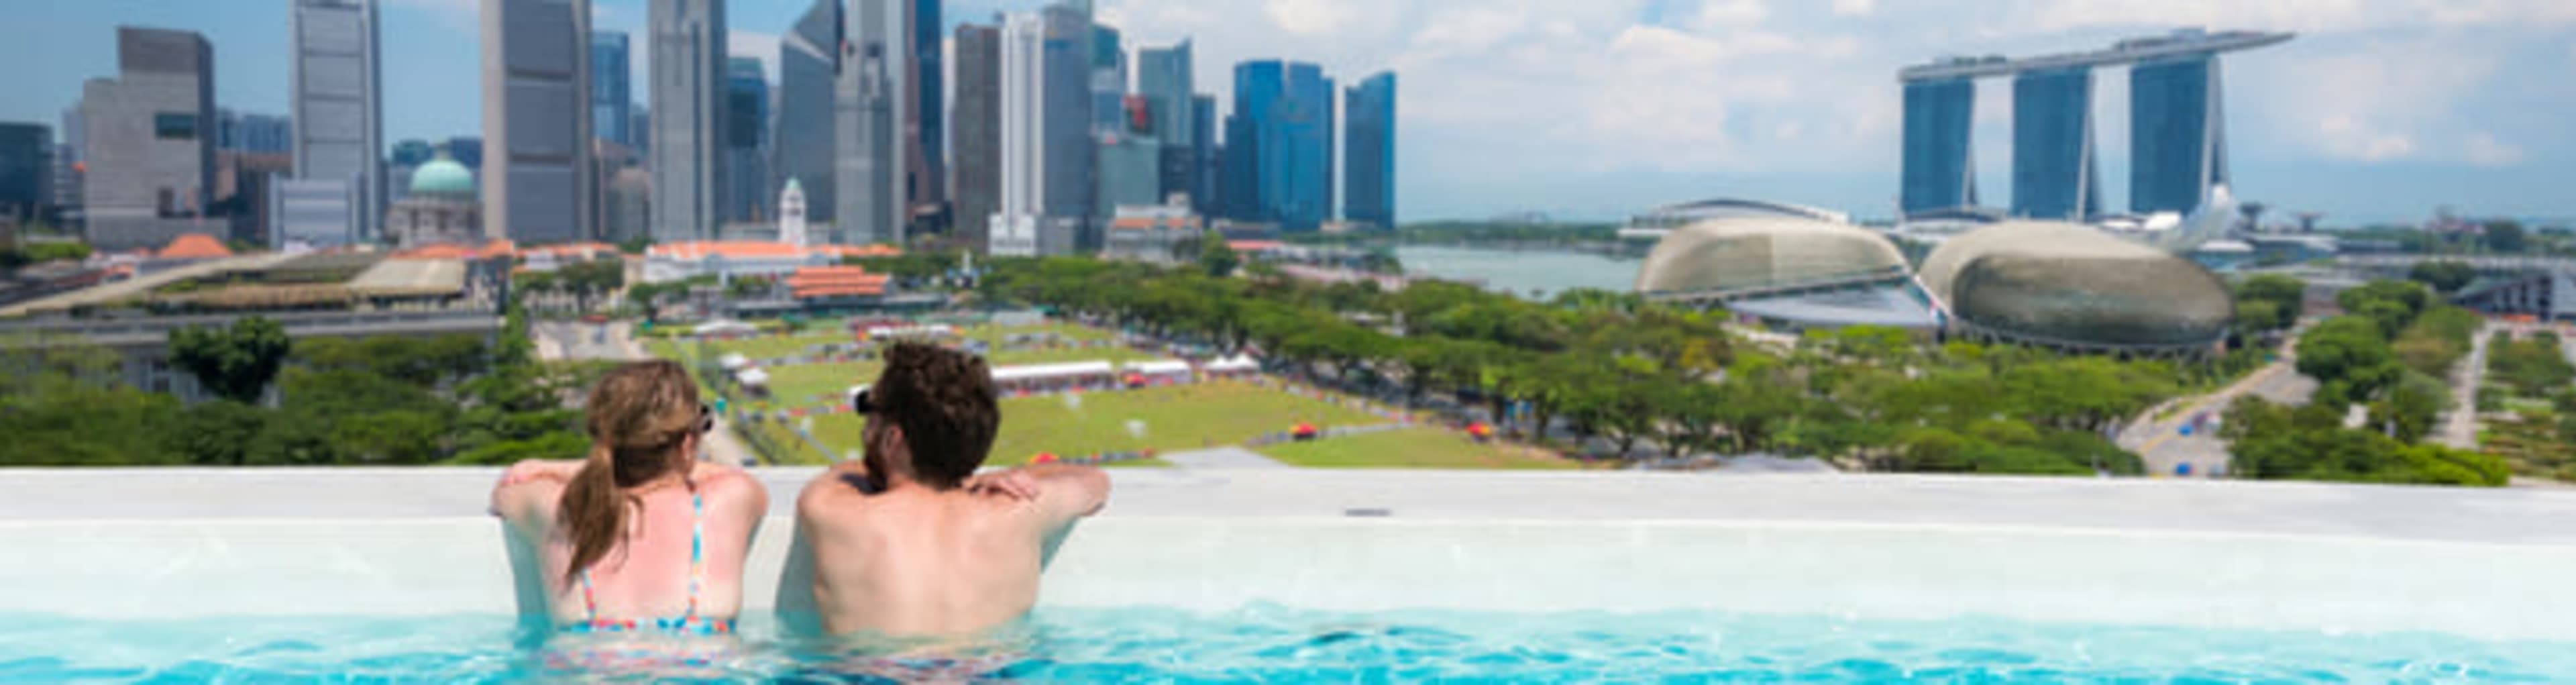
[692,462,769,499]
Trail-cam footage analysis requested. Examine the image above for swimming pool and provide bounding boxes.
[4,607,2571,682]
[5,469,2575,681]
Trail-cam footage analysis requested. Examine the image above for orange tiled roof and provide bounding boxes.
[651,240,811,260]
[788,265,890,299]
[1227,240,1287,252]
[156,233,235,260]
[391,244,481,260]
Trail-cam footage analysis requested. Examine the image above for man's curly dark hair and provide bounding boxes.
[871,342,1000,489]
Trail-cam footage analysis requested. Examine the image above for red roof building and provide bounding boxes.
[786,265,892,300]
[155,233,235,260]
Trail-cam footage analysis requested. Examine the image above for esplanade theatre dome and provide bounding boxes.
[1633,217,1911,296]
[1919,221,2233,352]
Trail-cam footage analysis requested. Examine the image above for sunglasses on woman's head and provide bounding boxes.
[696,403,715,434]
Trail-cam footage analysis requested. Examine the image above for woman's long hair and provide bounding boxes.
[559,360,702,584]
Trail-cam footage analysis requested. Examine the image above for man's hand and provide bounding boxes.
[963,469,1040,502]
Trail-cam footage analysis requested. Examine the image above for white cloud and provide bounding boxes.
[1263,0,1359,36]
[2465,132,2526,166]
[1694,0,1770,28]
[2317,115,2417,162]
[1831,0,1876,16]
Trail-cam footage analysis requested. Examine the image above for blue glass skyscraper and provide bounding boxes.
[2010,67,2097,221]
[1229,60,1333,233]
[590,31,631,148]
[777,0,838,222]
[2131,54,2224,215]
[1900,78,1975,216]
[724,56,769,221]
[1343,72,1395,229]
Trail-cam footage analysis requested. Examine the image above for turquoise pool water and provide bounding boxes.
[5,607,2571,683]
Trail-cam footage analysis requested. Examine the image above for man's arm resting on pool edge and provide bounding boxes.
[967,464,1110,520]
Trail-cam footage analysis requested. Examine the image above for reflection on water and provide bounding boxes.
[1394,246,1640,301]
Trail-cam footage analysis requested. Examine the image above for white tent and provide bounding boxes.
[865,324,955,339]
[718,353,753,371]
[989,361,1117,384]
[735,368,771,387]
[694,319,758,337]
[1204,356,1260,373]
[1122,360,1193,377]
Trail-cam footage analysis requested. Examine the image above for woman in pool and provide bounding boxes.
[490,360,769,638]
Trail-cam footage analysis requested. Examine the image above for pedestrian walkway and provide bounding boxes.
[1161,447,1290,470]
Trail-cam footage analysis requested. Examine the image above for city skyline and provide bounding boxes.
[5,1,2572,224]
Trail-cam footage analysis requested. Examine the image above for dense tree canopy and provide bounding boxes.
[169,317,293,404]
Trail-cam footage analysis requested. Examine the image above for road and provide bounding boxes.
[531,320,761,467]
[2117,358,2318,479]
[2433,323,2496,451]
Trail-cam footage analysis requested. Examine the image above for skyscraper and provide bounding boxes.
[839,0,908,245]
[480,0,592,245]
[723,56,769,222]
[591,31,631,148]
[2011,67,2098,221]
[2131,54,2226,216]
[1137,40,1193,206]
[1089,25,1126,134]
[291,0,382,243]
[908,0,944,221]
[0,123,48,223]
[649,0,726,242]
[1344,72,1395,230]
[992,9,1091,256]
[218,109,293,154]
[777,0,838,225]
[1095,97,1160,215]
[80,26,217,251]
[1191,94,1215,216]
[1899,77,1975,216]
[991,13,1044,256]
[952,23,1001,252]
[1228,60,1334,233]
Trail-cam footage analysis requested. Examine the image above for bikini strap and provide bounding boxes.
[685,491,706,621]
[578,569,598,621]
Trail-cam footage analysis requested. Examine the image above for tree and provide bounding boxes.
[169,317,293,404]
[2233,274,2307,329]
[2407,260,2477,295]
[2296,316,2401,402]
[170,401,270,466]
[2484,220,2528,254]
[1197,231,1240,278]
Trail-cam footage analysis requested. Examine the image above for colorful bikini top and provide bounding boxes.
[564,490,735,635]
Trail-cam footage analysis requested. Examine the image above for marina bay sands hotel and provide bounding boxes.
[1898,29,2292,221]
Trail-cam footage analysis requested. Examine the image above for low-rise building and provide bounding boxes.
[1102,203,1203,264]
[642,240,899,284]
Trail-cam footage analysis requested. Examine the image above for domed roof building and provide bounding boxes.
[1919,221,2233,354]
[386,152,482,248]
[1635,217,1911,299]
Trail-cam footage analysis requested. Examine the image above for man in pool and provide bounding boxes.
[796,342,1111,637]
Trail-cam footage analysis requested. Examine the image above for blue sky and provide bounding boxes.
[5,0,2573,225]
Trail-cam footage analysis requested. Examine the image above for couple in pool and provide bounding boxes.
[488,342,1110,643]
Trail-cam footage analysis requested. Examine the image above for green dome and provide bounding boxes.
[409,153,475,198]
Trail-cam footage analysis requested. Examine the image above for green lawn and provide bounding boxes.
[804,380,1388,466]
[1256,428,1582,470]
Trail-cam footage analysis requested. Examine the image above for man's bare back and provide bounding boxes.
[798,463,1108,637]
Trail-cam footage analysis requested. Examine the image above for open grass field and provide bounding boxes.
[1256,428,1583,470]
[804,381,1385,467]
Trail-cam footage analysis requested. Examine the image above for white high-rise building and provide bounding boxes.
[779,178,808,248]
[838,0,910,246]
[649,0,727,242]
[290,0,382,244]
[988,13,1044,258]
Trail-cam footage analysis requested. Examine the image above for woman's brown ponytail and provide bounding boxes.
[555,361,700,584]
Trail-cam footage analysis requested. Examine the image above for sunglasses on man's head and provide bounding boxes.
[851,389,877,415]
